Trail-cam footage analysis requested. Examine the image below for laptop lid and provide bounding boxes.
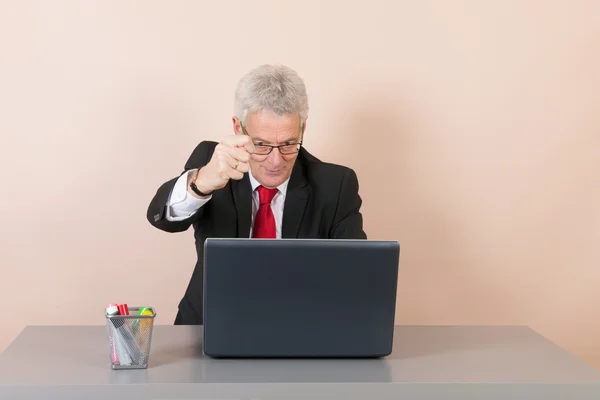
[202,238,400,358]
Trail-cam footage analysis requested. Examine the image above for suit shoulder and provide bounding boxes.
[301,149,354,173]
[313,160,355,177]
[300,149,358,187]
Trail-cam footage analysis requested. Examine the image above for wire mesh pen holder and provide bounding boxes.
[105,307,156,369]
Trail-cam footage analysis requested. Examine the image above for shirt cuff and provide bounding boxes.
[165,170,212,221]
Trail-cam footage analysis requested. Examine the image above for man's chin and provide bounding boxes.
[261,179,282,189]
[258,173,286,188]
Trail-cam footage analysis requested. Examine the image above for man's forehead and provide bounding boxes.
[246,110,300,128]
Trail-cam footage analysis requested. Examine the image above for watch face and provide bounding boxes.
[190,170,200,187]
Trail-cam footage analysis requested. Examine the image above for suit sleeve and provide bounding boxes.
[329,168,368,239]
[146,141,214,233]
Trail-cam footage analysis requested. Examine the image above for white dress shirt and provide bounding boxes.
[166,168,289,238]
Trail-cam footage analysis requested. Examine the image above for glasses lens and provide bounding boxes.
[253,145,272,155]
[279,144,300,154]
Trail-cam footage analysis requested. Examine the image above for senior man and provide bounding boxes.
[147,64,367,324]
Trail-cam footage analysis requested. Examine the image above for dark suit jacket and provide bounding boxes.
[147,141,367,325]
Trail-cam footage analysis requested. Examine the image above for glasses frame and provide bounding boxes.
[240,121,304,156]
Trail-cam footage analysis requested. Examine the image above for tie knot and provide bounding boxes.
[256,185,278,205]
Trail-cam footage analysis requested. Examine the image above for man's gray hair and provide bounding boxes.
[234,64,309,125]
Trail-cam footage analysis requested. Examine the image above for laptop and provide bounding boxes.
[202,238,400,358]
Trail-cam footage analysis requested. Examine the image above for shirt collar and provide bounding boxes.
[248,167,290,195]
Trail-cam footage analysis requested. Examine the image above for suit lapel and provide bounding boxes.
[282,159,310,238]
[231,174,252,238]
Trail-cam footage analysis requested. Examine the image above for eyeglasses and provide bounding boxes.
[240,122,304,156]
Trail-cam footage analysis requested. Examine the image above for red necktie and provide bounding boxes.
[252,185,278,238]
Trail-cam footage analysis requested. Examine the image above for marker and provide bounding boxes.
[133,307,153,330]
[138,307,153,314]
[134,307,154,346]
[138,307,153,327]
[117,304,129,316]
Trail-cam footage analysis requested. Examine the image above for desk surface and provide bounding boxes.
[1,325,599,399]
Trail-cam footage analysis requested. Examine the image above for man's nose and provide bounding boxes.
[267,148,283,166]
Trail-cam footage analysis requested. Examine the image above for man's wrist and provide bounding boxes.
[188,169,213,198]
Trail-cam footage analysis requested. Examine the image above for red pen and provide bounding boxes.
[117,304,129,315]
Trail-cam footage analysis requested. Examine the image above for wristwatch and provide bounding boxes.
[189,169,211,197]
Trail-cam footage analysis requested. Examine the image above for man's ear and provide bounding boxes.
[232,116,242,135]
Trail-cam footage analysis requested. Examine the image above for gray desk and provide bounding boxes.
[1,325,599,399]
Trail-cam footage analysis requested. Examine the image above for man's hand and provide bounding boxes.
[190,135,255,196]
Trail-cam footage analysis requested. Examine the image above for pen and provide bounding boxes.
[106,304,119,365]
[116,303,144,363]
[106,304,131,366]
[112,303,143,364]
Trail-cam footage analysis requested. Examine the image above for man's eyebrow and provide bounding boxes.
[252,137,300,144]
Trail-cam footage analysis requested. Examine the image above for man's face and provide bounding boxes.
[233,110,303,189]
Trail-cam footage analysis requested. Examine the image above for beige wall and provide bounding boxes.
[1,0,599,367]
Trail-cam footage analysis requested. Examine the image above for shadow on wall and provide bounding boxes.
[336,87,485,325]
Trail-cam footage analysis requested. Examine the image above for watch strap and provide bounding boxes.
[189,169,211,197]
